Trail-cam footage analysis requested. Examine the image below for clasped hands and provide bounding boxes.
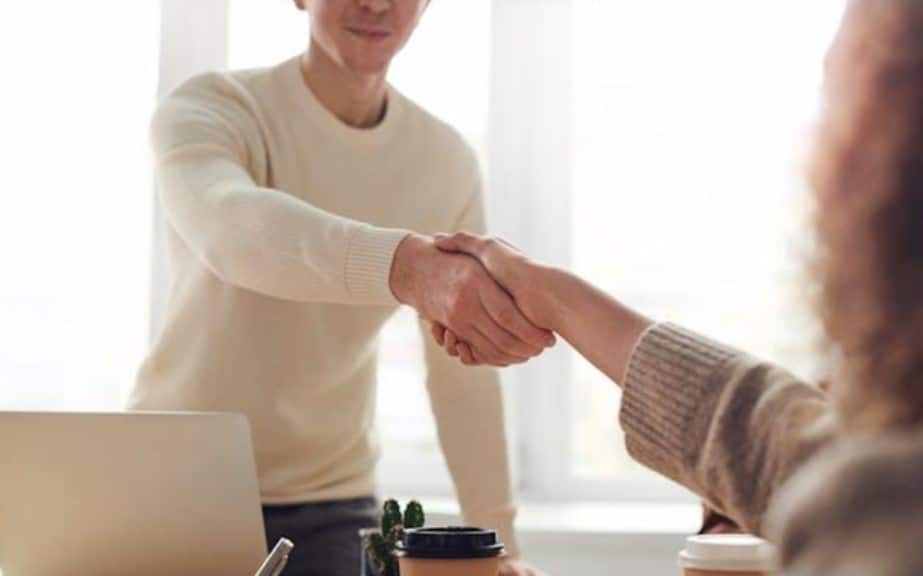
[390,232,557,367]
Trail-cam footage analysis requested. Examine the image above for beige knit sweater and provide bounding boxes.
[130,55,518,553]
[622,323,923,575]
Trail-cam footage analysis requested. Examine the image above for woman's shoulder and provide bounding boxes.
[768,430,923,575]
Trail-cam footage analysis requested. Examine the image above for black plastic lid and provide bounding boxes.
[396,527,505,559]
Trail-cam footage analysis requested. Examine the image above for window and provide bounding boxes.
[0,2,157,411]
[565,0,847,495]
[0,0,850,512]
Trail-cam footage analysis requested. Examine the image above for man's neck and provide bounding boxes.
[299,43,388,129]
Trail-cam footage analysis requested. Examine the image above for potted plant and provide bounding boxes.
[363,499,425,576]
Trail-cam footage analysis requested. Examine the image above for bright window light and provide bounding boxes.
[0,2,158,411]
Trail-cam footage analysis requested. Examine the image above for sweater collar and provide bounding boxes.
[279,54,405,151]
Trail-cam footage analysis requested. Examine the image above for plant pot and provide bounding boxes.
[359,527,401,576]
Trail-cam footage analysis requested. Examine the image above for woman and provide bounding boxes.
[433,0,923,573]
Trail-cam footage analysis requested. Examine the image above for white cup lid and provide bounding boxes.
[678,534,776,572]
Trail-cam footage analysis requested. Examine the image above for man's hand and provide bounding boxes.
[390,234,555,366]
[499,557,547,576]
[428,233,562,365]
[434,233,560,328]
[434,233,653,385]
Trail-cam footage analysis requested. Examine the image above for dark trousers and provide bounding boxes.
[263,496,379,576]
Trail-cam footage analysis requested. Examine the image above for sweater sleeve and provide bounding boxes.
[418,172,520,557]
[151,73,410,305]
[619,323,838,534]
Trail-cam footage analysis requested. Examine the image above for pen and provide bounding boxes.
[255,537,295,576]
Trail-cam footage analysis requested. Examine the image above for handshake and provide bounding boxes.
[390,232,559,367]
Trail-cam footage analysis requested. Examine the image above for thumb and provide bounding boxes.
[434,232,483,256]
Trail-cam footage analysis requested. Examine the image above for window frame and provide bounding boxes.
[487,0,692,504]
[151,0,230,341]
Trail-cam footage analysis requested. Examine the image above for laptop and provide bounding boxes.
[0,411,269,576]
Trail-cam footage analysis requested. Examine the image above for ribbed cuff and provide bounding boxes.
[619,323,737,486]
[344,226,412,305]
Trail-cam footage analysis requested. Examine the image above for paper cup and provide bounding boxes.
[397,527,504,576]
[678,534,776,575]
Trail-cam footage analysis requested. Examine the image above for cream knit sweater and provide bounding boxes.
[129,55,518,553]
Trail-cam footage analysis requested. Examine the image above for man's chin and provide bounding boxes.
[346,58,391,77]
[339,47,396,76]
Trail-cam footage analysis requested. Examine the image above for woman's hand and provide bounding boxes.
[435,233,560,329]
[430,233,560,365]
[391,234,555,366]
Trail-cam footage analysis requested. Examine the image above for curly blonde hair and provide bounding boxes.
[812,0,923,430]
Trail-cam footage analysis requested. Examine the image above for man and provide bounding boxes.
[130,0,552,574]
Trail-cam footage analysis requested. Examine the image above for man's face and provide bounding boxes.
[298,0,429,75]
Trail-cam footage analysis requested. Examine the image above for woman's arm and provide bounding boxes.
[434,233,838,534]
[536,266,652,385]
[433,233,651,384]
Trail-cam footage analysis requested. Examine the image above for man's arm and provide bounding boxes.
[153,75,408,305]
[153,75,551,362]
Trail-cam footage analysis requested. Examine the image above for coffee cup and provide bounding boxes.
[678,534,776,576]
[396,527,505,576]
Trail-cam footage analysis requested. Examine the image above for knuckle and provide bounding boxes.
[477,350,494,365]
[496,306,516,327]
[459,278,479,297]
[497,332,517,352]
[455,270,478,293]
[445,307,461,327]
[521,344,540,358]
[526,329,547,348]
[446,296,468,323]
[462,259,483,277]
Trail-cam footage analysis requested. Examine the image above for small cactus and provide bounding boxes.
[365,532,391,574]
[386,524,405,548]
[403,500,425,529]
[381,499,403,538]
[363,499,426,576]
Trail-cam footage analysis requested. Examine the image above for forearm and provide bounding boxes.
[619,324,836,533]
[536,266,836,531]
[540,266,653,386]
